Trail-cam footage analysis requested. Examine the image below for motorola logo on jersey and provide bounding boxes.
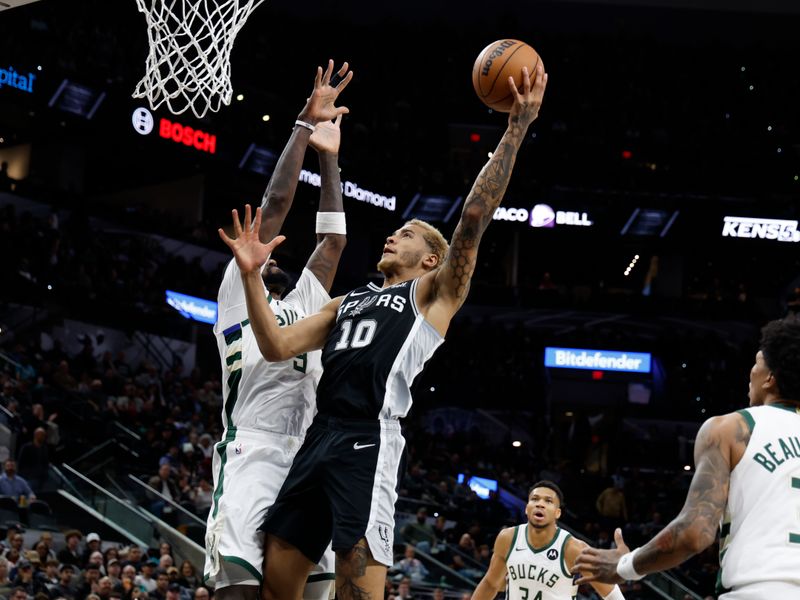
[546,549,559,560]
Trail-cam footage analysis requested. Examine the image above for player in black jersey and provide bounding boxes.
[219,61,548,600]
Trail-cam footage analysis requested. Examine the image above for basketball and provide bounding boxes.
[472,39,541,112]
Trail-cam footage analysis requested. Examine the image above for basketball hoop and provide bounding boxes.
[133,0,266,119]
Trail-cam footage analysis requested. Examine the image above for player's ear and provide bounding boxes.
[555,507,562,520]
[422,253,439,270]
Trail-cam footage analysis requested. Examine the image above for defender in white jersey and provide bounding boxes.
[575,316,800,599]
[205,59,352,600]
[220,62,548,600]
[472,481,625,600]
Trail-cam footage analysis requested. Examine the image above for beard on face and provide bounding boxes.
[377,249,424,273]
[263,269,291,297]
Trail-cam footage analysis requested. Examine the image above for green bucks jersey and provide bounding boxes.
[718,404,800,595]
[504,525,577,600]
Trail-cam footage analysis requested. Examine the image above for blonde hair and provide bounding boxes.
[405,219,449,268]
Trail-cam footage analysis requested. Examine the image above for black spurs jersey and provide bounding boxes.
[316,278,443,420]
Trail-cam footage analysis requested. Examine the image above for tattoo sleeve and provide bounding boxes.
[437,115,530,303]
[336,543,372,600]
[634,418,737,574]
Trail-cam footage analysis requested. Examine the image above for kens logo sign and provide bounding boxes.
[132,107,217,154]
[721,216,800,243]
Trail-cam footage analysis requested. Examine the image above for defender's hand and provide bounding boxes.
[309,113,343,154]
[299,60,353,124]
[574,529,630,585]
[508,60,547,129]
[218,205,286,274]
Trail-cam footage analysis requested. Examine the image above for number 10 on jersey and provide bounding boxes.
[334,319,377,350]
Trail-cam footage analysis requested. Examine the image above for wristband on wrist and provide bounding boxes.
[603,584,626,600]
[616,548,644,581]
[315,212,346,235]
[294,119,316,132]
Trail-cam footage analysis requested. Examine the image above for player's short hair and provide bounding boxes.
[405,219,449,268]
[529,480,564,507]
[759,315,800,403]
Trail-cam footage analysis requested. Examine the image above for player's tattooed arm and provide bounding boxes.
[432,61,547,308]
[576,414,740,585]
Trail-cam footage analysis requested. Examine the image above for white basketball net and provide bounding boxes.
[133,0,265,119]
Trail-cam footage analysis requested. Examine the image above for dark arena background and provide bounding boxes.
[1,0,799,598]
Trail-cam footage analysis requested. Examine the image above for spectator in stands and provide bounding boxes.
[0,459,36,503]
[1,525,22,551]
[4,550,19,569]
[193,587,210,600]
[177,560,198,589]
[6,532,23,557]
[391,545,429,582]
[37,533,56,561]
[82,532,102,565]
[190,478,212,516]
[158,543,172,560]
[106,558,122,588]
[127,545,144,569]
[147,464,179,522]
[0,557,12,598]
[57,530,82,566]
[134,557,158,593]
[17,426,50,492]
[158,554,173,571]
[395,577,415,600]
[595,480,628,526]
[40,557,58,591]
[8,587,27,600]
[401,507,437,550]
[12,558,44,596]
[432,514,452,547]
[77,562,102,597]
[96,576,114,599]
[432,588,445,600]
[151,570,169,600]
[166,581,182,600]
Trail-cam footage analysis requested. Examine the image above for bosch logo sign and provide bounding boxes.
[132,107,154,135]
[131,108,217,154]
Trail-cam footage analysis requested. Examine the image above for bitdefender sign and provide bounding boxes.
[166,290,217,325]
[721,216,800,243]
[493,203,592,227]
[545,347,652,373]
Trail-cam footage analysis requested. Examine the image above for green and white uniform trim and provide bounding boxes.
[718,404,800,597]
[504,525,577,600]
[204,260,334,593]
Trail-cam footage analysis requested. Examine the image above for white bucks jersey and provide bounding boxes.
[718,404,800,593]
[504,525,577,600]
[214,260,329,436]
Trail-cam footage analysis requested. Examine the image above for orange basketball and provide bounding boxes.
[472,39,541,112]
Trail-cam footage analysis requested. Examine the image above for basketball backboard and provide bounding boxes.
[0,0,42,11]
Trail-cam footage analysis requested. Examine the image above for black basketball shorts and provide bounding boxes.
[260,415,406,566]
